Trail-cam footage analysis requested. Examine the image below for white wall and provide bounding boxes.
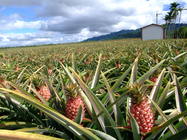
[142,25,163,40]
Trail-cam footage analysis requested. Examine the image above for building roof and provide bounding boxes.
[141,24,163,29]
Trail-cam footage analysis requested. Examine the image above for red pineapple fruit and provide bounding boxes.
[65,96,85,120]
[48,69,53,75]
[149,76,158,89]
[37,86,51,101]
[115,60,121,69]
[150,76,157,83]
[130,97,155,133]
[128,86,155,134]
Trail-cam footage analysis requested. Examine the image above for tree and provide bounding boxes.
[178,26,187,38]
[164,2,181,38]
[169,2,180,22]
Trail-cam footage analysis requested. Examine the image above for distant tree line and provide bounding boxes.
[164,2,187,38]
[177,26,187,38]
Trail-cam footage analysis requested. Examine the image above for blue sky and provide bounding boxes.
[163,1,186,11]
[0,0,186,47]
[2,6,36,20]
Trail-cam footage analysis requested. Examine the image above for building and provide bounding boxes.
[141,24,164,40]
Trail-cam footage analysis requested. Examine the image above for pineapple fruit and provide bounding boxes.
[128,86,155,134]
[150,76,157,83]
[148,76,158,89]
[130,97,155,133]
[37,86,51,101]
[65,84,85,121]
[32,76,51,102]
[65,96,85,120]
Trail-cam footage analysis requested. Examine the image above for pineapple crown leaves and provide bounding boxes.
[65,83,80,98]
[32,76,46,89]
[126,55,166,103]
[127,83,149,103]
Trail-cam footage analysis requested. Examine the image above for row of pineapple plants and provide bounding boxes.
[0,39,187,139]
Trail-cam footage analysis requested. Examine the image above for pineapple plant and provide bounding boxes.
[126,56,163,134]
[0,39,186,139]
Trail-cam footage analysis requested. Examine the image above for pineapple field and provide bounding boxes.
[0,38,187,140]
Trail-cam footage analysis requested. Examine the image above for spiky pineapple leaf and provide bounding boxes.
[157,81,171,108]
[129,56,139,86]
[96,88,129,118]
[162,128,187,140]
[0,93,44,125]
[173,74,187,126]
[146,110,187,140]
[91,54,102,89]
[0,88,101,140]
[101,72,125,126]
[136,59,166,85]
[71,53,76,70]
[173,52,187,61]
[112,65,132,91]
[0,121,36,130]
[149,97,177,134]
[74,106,84,124]
[16,66,28,84]
[128,111,141,140]
[150,68,166,102]
[70,68,123,140]
[158,119,187,139]
[173,74,187,113]
[88,128,117,140]
[103,67,116,75]
[15,128,71,139]
[0,129,63,140]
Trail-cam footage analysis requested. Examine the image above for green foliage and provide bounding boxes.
[178,26,187,38]
[0,39,187,140]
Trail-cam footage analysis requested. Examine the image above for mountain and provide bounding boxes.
[83,23,187,42]
[84,29,141,42]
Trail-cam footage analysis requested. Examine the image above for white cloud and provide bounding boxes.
[40,0,187,34]
[0,0,186,47]
[0,14,43,30]
[0,31,62,47]
[0,0,40,6]
[0,29,100,47]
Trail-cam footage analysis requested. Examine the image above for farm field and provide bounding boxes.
[0,38,187,140]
